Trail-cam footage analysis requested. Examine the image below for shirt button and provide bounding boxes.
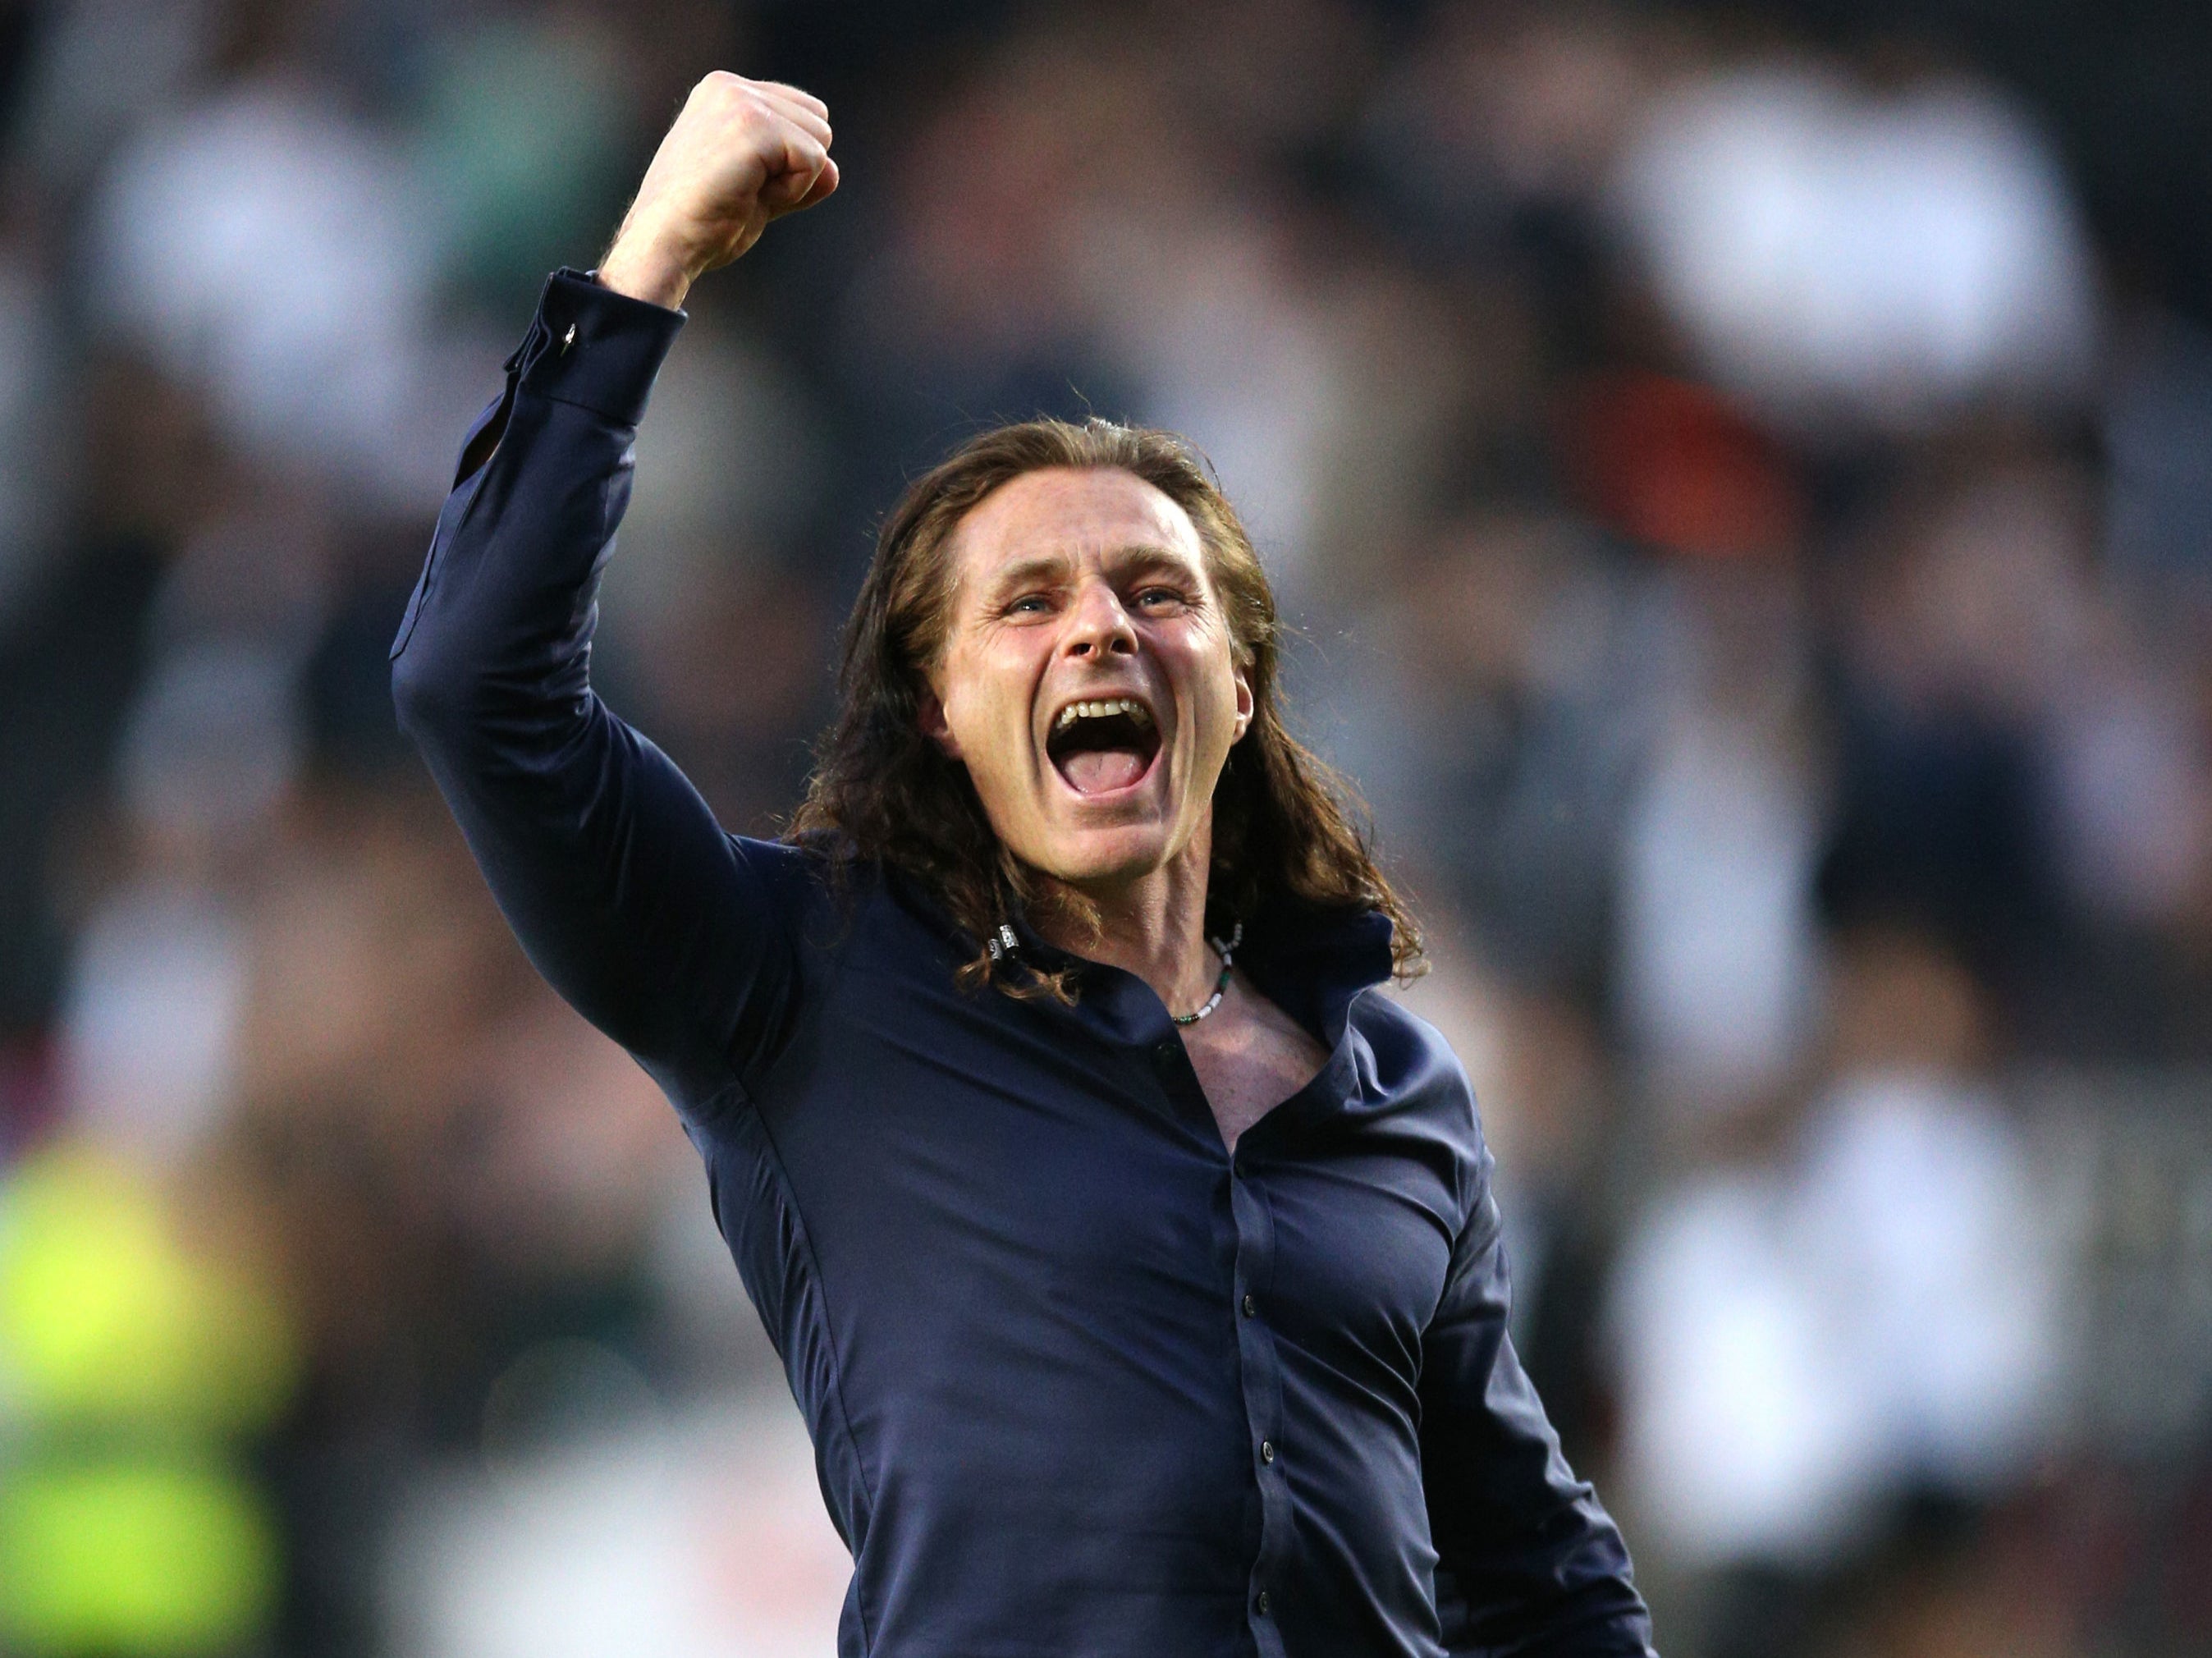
[1255,1590,1271,1616]
[1241,1293,1257,1317]
[1260,1439,1275,1463]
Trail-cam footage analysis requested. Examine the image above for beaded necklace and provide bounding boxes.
[1171,923,1243,1026]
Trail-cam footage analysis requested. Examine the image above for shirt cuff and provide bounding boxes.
[506,267,687,426]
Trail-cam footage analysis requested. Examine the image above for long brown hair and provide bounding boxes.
[790,418,1421,995]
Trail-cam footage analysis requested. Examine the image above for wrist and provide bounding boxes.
[596,225,694,311]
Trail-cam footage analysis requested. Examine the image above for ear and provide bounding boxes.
[1230,665,1254,744]
[918,680,964,761]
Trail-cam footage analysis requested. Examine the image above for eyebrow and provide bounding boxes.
[983,551,1076,597]
[982,543,1198,598]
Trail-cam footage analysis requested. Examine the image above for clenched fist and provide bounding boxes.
[598,73,838,309]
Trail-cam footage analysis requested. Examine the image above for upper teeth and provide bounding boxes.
[1055,698,1153,733]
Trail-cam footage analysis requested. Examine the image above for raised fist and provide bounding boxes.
[598,73,837,309]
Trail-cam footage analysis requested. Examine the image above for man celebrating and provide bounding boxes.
[393,72,1654,1658]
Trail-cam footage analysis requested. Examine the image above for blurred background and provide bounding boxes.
[2,1,2210,1654]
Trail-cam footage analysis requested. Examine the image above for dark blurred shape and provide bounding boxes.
[0,532,163,1037]
[301,570,424,781]
[1372,509,1648,996]
[1815,455,2095,1033]
[2106,307,2212,597]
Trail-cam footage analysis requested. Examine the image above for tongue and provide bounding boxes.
[1060,748,1147,795]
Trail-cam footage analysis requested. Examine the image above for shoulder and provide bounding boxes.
[1349,990,1478,1115]
[747,836,968,968]
[1348,990,1495,1203]
[719,833,828,923]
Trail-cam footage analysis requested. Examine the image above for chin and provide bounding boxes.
[1026,824,1174,891]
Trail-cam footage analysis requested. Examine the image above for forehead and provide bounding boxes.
[946,466,1206,595]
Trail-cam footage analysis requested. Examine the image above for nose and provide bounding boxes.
[1062,576,1138,661]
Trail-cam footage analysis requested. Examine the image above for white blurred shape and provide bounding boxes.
[2045,674,2212,927]
[86,80,468,504]
[1613,66,2096,429]
[1610,1176,1880,1566]
[59,879,245,1162]
[387,1397,849,1658]
[1617,715,1819,1104]
[1083,211,1340,598]
[1610,1073,2061,1569]
[1793,1074,2062,1489]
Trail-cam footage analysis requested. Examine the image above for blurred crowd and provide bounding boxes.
[3,2,2211,1655]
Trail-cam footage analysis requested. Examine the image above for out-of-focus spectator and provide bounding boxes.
[1615,547,1821,1115]
[88,81,428,493]
[1342,508,1656,994]
[1608,928,2062,1653]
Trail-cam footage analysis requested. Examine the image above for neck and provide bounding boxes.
[1032,813,1222,1019]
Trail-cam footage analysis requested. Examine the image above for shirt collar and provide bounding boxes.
[1234,901,1396,1051]
[875,860,1396,1049]
[1003,892,1395,1051]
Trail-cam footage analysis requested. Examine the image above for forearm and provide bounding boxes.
[1431,1500,1654,1658]
[597,230,697,311]
[1423,1184,1656,1658]
[1427,1367,1655,1658]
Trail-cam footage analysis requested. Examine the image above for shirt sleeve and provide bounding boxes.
[391,268,804,1114]
[1419,1146,1658,1658]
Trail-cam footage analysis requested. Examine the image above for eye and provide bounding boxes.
[1005,593,1055,616]
[1134,585,1186,610]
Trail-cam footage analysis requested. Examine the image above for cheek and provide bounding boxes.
[1170,635,1243,740]
[941,644,1037,760]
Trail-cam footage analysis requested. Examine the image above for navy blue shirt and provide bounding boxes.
[392,270,1656,1658]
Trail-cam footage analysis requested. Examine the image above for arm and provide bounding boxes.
[391,75,838,1106]
[1419,1153,1658,1658]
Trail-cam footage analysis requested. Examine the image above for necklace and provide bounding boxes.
[1171,923,1243,1026]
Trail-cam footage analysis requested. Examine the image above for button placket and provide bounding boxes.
[1141,1029,1222,1144]
[1229,1155,1290,1654]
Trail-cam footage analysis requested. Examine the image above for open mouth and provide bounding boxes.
[1046,696,1162,797]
